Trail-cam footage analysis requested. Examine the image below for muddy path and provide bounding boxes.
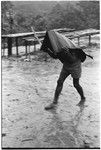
[2,40,100,148]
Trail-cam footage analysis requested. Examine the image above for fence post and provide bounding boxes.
[16,37,19,56]
[25,41,28,58]
[8,37,12,56]
[89,35,91,45]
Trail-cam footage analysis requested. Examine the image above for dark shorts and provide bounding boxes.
[58,61,81,83]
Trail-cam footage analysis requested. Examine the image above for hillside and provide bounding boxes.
[12,1,58,15]
[12,1,80,16]
[1,1,100,34]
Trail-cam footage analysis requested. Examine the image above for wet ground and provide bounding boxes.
[2,35,100,148]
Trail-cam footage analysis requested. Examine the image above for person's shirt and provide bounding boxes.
[44,47,81,69]
[63,51,81,70]
[63,59,81,70]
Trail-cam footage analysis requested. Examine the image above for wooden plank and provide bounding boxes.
[31,27,42,46]
[2,32,34,38]
[8,37,12,56]
[16,37,19,56]
[23,38,43,43]
[54,28,75,33]
[2,31,46,38]
[89,35,91,45]
[25,41,28,58]
[2,29,99,40]
[65,29,100,39]
[2,38,6,56]
[2,29,100,57]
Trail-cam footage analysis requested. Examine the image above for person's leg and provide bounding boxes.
[73,78,85,105]
[45,68,70,110]
[53,79,64,104]
[53,70,70,104]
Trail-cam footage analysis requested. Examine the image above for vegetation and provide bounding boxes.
[1,1,100,35]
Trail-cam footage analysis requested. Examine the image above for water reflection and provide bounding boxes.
[44,108,76,147]
[48,105,85,130]
[46,105,86,147]
[47,108,63,131]
[73,105,85,128]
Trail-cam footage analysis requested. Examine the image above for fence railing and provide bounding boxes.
[1,28,100,57]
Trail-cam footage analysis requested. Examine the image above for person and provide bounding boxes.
[45,48,86,110]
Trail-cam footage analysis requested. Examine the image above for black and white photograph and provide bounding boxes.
[1,0,100,149]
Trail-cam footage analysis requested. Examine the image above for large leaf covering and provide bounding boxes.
[48,30,77,53]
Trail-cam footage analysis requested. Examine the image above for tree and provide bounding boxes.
[1,1,14,34]
[46,3,66,29]
[1,1,100,34]
[78,1,100,29]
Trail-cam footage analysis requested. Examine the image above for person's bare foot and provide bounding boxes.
[45,103,57,110]
[77,98,86,106]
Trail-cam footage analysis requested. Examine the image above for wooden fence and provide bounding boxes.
[1,28,100,57]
